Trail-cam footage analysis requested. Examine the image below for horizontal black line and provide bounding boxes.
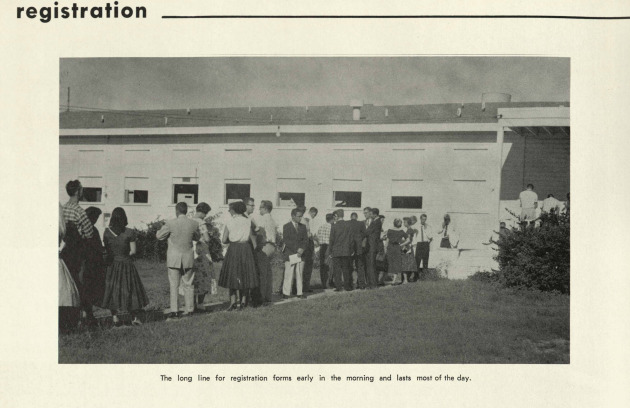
[161,15,630,20]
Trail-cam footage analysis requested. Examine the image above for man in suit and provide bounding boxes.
[329,209,354,291]
[157,202,200,320]
[300,206,318,293]
[348,212,368,289]
[282,208,309,299]
[364,207,382,289]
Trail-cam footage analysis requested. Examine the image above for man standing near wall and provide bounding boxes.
[61,180,95,323]
[157,202,200,320]
[282,208,308,299]
[254,200,277,305]
[364,208,382,289]
[415,214,433,281]
[315,213,334,289]
[349,212,367,289]
[329,209,354,292]
[300,207,318,293]
[519,184,539,227]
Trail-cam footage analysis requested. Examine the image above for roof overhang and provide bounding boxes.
[59,122,499,137]
[498,106,570,128]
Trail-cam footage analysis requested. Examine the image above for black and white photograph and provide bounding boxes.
[58,57,570,364]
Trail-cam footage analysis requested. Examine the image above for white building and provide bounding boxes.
[59,99,569,275]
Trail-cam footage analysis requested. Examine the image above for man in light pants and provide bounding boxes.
[281,208,308,299]
[157,202,200,320]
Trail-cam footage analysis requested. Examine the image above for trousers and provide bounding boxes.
[333,256,353,291]
[168,267,194,313]
[283,260,304,296]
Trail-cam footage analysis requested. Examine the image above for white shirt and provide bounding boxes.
[415,223,433,243]
[257,213,277,244]
[541,196,561,213]
[224,215,253,243]
[519,189,539,209]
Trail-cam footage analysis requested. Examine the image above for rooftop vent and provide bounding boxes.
[350,99,363,120]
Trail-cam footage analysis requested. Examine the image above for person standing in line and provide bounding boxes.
[364,208,382,289]
[400,217,418,284]
[243,197,260,306]
[81,206,107,325]
[363,207,372,228]
[300,207,318,293]
[519,183,539,228]
[219,201,259,310]
[386,219,410,285]
[254,200,277,305]
[102,207,148,327]
[61,180,94,324]
[192,202,213,309]
[415,214,433,281]
[348,211,368,289]
[437,214,459,249]
[315,213,334,289]
[281,208,309,299]
[329,209,355,292]
[541,193,562,215]
[156,202,200,320]
[59,204,80,333]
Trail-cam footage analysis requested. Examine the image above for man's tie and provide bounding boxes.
[444,224,448,237]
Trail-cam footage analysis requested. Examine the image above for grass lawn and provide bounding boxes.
[59,260,569,364]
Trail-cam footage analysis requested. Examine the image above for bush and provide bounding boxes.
[134,213,224,262]
[493,212,570,294]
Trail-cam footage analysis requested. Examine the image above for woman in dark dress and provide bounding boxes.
[102,207,148,326]
[218,201,258,310]
[386,218,410,285]
[81,207,106,323]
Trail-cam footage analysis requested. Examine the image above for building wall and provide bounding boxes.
[59,130,568,248]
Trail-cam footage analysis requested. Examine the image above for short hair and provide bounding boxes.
[500,222,506,227]
[420,214,427,220]
[85,206,102,226]
[351,212,358,219]
[410,215,418,223]
[393,218,403,228]
[176,202,188,215]
[547,194,554,198]
[109,207,128,234]
[65,180,82,197]
[371,208,380,216]
[297,205,307,213]
[363,207,372,212]
[196,202,211,215]
[325,213,334,222]
[260,200,273,212]
[244,197,255,205]
[527,183,534,189]
[334,209,345,218]
[444,214,451,221]
[309,207,318,215]
[291,208,304,217]
[231,201,247,215]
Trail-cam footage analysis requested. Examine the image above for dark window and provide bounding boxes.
[391,196,423,209]
[80,187,102,203]
[334,191,362,208]
[278,192,305,208]
[126,190,149,204]
[225,183,251,204]
[173,184,199,204]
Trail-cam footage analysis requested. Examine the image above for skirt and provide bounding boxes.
[219,242,259,290]
[102,260,149,313]
[386,244,402,275]
[401,249,417,272]
[59,259,80,307]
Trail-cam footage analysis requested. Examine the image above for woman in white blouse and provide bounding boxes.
[218,201,259,310]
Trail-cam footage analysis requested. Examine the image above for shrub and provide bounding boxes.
[134,212,224,262]
[493,211,570,294]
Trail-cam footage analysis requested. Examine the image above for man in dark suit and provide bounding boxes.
[348,212,367,289]
[329,209,354,291]
[364,208,382,289]
[281,208,309,299]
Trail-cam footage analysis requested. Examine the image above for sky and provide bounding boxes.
[59,57,569,110]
